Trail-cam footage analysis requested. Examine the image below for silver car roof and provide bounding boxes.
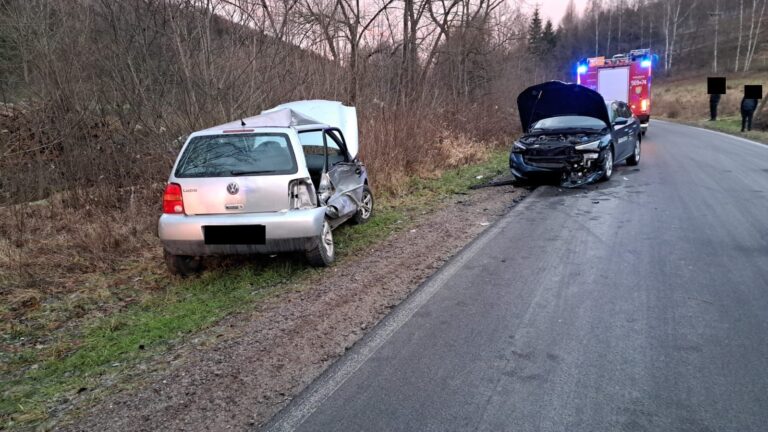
[197,108,327,133]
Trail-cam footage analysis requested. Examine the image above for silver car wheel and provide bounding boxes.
[634,140,641,162]
[360,191,373,219]
[604,149,613,177]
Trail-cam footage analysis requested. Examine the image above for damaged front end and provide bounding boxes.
[512,132,609,188]
[317,171,366,227]
[513,81,615,188]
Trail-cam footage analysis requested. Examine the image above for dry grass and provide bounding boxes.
[0,186,168,353]
[652,73,768,144]
[352,107,500,194]
[653,72,767,122]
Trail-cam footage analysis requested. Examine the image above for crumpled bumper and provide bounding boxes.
[509,150,607,187]
[159,207,326,256]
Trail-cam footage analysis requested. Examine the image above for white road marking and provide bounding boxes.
[263,187,547,432]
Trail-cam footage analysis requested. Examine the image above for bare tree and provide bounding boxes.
[735,0,744,71]
[743,0,767,71]
[606,2,613,54]
[662,0,696,73]
[349,0,397,102]
[589,0,602,55]
[617,0,623,52]
[710,0,720,73]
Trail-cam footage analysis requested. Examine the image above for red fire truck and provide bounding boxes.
[576,49,654,135]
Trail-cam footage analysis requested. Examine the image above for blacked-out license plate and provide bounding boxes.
[203,225,266,245]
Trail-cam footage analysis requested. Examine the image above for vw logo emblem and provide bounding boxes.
[226,182,239,195]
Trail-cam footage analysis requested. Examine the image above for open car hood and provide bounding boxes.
[517,81,611,132]
[264,100,359,158]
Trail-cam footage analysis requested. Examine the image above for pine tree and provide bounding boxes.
[562,0,577,28]
[542,19,558,51]
[527,6,543,55]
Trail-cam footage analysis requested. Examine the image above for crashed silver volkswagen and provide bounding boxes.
[158,100,373,275]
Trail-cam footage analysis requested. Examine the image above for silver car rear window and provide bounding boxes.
[175,133,297,178]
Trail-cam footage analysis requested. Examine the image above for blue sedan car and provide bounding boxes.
[511,81,642,187]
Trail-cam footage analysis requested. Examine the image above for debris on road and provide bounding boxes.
[470,174,519,190]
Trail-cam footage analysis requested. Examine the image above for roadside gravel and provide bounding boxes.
[62,182,526,431]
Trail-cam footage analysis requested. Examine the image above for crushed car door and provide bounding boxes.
[323,129,364,221]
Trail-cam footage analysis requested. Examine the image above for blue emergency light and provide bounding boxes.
[641,59,652,68]
[577,64,588,74]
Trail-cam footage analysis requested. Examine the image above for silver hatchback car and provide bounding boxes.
[158,100,373,275]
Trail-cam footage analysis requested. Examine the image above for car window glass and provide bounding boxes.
[298,131,347,171]
[175,133,296,177]
[325,134,344,160]
[298,131,323,153]
[531,116,606,131]
[620,103,632,118]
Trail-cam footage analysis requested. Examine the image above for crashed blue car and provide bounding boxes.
[510,81,642,187]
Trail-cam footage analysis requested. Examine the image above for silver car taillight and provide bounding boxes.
[289,178,317,209]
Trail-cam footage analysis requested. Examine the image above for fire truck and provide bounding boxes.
[576,49,654,135]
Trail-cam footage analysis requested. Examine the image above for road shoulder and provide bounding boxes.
[59,179,527,431]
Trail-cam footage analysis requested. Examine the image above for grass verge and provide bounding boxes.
[673,116,768,145]
[1,150,510,430]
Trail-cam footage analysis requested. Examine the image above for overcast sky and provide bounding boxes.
[532,0,590,25]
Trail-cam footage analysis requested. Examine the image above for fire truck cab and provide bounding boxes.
[576,49,654,135]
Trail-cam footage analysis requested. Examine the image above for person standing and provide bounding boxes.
[709,93,721,121]
[741,96,758,132]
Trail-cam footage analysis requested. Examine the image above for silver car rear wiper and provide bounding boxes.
[230,169,281,176]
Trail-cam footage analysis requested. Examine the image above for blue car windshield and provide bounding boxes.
[531,116,606,131]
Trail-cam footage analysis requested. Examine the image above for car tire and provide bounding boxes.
[164,250,202,276]
[600,146,614,182]
[352,185,374,225]
[627,136,641,166]
[306,219,335,267]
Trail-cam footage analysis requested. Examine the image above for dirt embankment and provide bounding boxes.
[60,181,526,431]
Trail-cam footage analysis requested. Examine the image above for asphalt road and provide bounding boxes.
[266,121,768,432]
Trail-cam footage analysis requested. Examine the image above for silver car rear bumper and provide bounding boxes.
[159,207,325,256]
